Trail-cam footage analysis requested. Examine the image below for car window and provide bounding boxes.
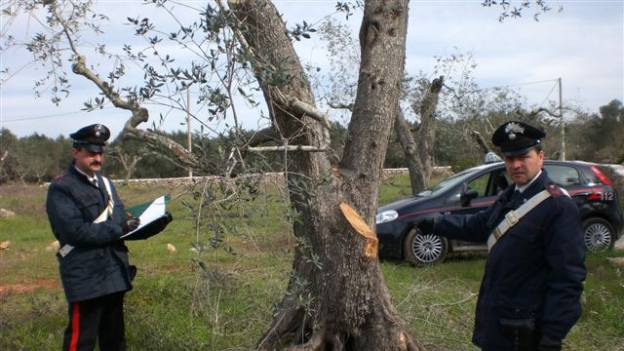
[443,166,509,203]
[544,165,581,187]
[466,168,509,198]
[467,172,490,198]
[492,170,510,195]
[417,165,490,197]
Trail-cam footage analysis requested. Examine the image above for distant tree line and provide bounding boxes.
[1,99,621,184]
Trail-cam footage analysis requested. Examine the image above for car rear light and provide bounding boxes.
[590,165,613,186]
[585,186,612,202]
[586,192,603,201]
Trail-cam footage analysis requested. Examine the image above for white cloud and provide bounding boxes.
[404,1,623,112]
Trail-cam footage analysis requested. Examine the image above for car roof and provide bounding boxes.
[431,159,597,193]
[470,159,592,168]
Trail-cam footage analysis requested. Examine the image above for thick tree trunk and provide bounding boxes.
[396,77,443,194]
[0,151,8,177]
[228,1,423,350]
[415,78,443,187]
[395,109,426,194]
[472,130,502,164]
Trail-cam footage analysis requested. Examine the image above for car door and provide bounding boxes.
[441,165,509,248]
[444,165,509,217]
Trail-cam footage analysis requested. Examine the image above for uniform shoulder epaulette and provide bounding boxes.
[52,172,71,185]
[53,172,68,181]
[545,182,570,198]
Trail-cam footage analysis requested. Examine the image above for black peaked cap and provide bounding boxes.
[70,124,110,152]
[492,121,546,156]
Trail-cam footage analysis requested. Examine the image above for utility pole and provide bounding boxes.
[558,77,565,160]
[187,89,193,179]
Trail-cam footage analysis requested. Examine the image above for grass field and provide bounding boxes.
[0,176,623,350]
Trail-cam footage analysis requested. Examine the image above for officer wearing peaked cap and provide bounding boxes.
[418,120,586,350]
[46,124,148,351]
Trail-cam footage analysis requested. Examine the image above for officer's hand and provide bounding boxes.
[122,217,141,234]
[537,334,562,351]
[417,217,435,234]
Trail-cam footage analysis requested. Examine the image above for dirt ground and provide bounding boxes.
[0,279,62,296]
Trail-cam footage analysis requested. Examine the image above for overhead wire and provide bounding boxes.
[2,110,99,123]
[462,77,561,109]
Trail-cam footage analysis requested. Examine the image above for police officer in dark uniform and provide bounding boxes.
[419,121,586,351]
[46,124,171,351]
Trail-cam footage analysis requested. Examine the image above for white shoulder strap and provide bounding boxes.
[93,176,114,223]
[101,176,113,199]
[486,189,552,252]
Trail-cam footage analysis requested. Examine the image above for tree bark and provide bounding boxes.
[472,130,502,164]
[395,109,426,194]
[415,78,443,187]
[228,1,423,350]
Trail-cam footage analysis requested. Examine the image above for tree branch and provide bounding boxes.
[123,127,198,167]
[244,145,327,153]
[533,107,561,118]
[532,106,584,119]
[471,130,491,154]
[246,127,282,147]
[50,4,197,168]
[272,90,332,130]
[328,102,354,111]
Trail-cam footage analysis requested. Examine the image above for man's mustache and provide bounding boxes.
[90,161,102,166]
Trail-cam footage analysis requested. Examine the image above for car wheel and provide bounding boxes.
[403,228,448,265]
[582,218,614,252]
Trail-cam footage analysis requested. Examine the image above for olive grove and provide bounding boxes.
[1,0,569,349]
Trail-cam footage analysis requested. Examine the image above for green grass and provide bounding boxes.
[1,176,623,351]
[379,174,414,205]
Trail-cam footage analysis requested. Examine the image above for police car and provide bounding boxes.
[375,160,624,265]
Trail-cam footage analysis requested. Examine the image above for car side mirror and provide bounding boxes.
[460,186,479,207]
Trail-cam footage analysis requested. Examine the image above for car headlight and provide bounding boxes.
[376,210,398,224]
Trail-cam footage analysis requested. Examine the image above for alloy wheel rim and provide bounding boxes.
[412,234,443,263]
[585,223,611,252]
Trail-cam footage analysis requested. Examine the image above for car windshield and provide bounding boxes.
[416,165,489,197]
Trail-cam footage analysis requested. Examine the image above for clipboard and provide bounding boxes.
[121,195,170,240]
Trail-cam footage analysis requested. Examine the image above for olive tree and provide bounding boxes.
[226,2,421,348]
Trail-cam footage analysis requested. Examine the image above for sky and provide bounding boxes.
[1,0,622,139]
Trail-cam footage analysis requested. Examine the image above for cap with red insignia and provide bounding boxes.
[492,121,546,157]
[70,124,110,153]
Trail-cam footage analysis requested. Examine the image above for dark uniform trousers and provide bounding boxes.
[63,291,126,351]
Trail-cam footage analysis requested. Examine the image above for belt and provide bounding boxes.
[56,244,74,259]
[486,189,552,252]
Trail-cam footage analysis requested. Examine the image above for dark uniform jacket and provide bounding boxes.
[46,164,134,303]
[433,170,586,349]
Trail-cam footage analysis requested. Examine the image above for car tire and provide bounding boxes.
[403,228,448,265]
[582,218,615,252]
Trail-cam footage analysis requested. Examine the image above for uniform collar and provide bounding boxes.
[73,165,98,186]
